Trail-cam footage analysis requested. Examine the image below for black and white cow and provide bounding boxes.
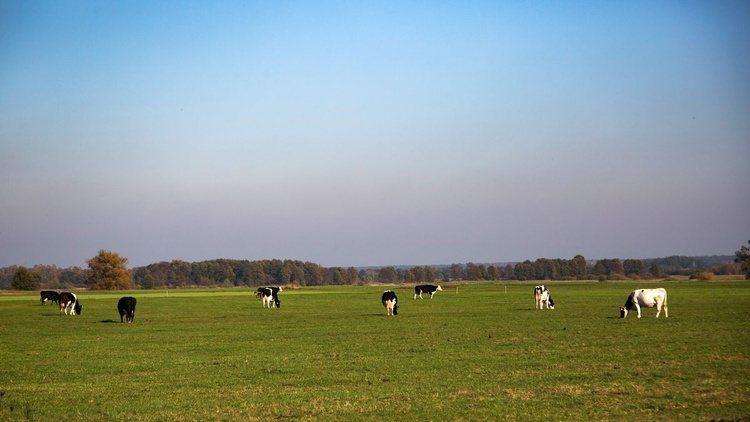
[414,284,442,299]
[117,296,137,323]
[58,292,82,315]
[256,286,282,299]
[40,290,59,305]
[261,288,280,308]
[381,290,398,316]
[620,288,668,318]
[534,285,555,310]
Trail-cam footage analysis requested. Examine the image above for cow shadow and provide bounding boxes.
[99,319,117,323]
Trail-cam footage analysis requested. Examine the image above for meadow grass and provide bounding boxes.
[1,281,748,421]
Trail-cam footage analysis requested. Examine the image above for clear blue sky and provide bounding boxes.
[2,1,749,268]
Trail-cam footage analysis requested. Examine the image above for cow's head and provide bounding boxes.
[548,297,555,309]
[274,297,281,308]
[620,306,628,318]
[392,302,398,315]
[436,285,443,291]
[74,302,83,315]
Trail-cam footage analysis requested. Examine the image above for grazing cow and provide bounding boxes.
[534,285,555,310]
[381,290,398,316]
[117,296,137,323]
[261,288,280,308]
[40,290,59,305]
[58,292,82,315]
[620,288,668,318]
[414,284,443,299]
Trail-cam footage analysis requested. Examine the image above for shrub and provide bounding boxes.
[689,272,714,281]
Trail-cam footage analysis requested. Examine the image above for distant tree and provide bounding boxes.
[87,250,132,290]
[329,267,345,285]
[623,259,645,278]
[403,270,415,283]
[478,264,488,280]
[609,259,624,277]
[572,255,587,279]
[13,266,41,290]
[357,269,371,283]
[345,267,359,284]
[449,264,464,280]
[649,261,662,279]
[514,261,533,281]
[424,266,435,283]
[503,264,514,280]
[378,267,397,283]
[487,265,500,280]
[735,240,750,279]
[411,266,425,283]
[465,263,481,280]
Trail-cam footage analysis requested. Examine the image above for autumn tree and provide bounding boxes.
[87,250,132,290]
[13,266,41,290]
[735,240,750,279]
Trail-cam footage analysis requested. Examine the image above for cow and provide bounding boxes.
[118,296,137,323]
[261,288,280,308]
[382,290,398,316]
[534,285,555,310]
[620,288,668,318]
[414,284,442,299]
[58,292,82,315]
[40,290,59,305]
[256,286,282,299]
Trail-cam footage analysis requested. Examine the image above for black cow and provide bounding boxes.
[261,288,280,308]
[382,290,398,316]
[58,292,82,315]
[118,296,137,323]
[40,290,59,305]
[414,284,442,299]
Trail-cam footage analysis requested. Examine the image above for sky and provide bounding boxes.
[1,1,749,269]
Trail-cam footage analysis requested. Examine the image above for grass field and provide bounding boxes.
[1,281,749,421]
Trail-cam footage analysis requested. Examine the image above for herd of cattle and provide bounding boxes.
[39,284,669,320]
[40,290,137,322]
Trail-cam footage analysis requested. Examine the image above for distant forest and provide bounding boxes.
[0,255,740,290]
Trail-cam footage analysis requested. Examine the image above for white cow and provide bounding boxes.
[534,285,555,309]
[620,288,668,318]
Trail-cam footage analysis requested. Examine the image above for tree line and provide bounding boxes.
[1,249,743,291]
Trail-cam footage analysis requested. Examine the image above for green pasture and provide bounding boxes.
[1,281,749,421]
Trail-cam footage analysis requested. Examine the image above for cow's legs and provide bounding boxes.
[655,298,663,318]
[635,303,642,318]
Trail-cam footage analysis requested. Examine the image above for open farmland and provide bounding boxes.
[1,281,749,421]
